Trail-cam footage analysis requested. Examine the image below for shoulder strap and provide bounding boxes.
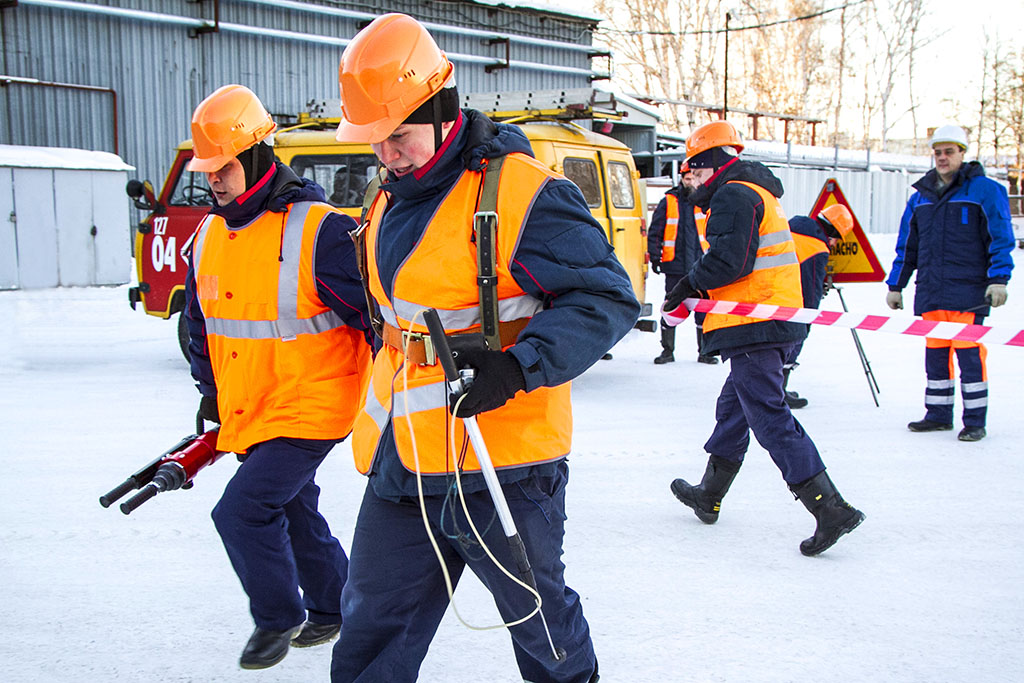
[474,155,506,351]
[352,167,389,338]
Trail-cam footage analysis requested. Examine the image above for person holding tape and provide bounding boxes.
[886,124,1014,442]
[330,13,638,683]
[183,85,373,669]
[663,120,864,556]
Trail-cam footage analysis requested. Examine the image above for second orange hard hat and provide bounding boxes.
[335,13,455,144]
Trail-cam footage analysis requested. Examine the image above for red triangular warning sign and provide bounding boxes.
[809,178,886,283]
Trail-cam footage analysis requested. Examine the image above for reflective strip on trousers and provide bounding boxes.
[962,380,988,409]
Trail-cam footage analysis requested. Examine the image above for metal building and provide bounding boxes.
[0,0,609,192]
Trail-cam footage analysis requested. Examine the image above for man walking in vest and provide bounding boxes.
[330,13,638,683]
[663,121,864,556]
[648,163,718,365]
[183,85,373,669]
[885,124,1014,442]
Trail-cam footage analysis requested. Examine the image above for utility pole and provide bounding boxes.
[723,11,731,119]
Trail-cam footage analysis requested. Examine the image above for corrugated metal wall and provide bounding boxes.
[1,0,599,195]
[770,166,916,235]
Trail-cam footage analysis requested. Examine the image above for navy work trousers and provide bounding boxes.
[704,344,825,485]
[330,460,596,683]
[212,436,347,631]
[925,345,988,427]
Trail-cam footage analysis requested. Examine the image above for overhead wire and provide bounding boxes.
[597,0,868,37]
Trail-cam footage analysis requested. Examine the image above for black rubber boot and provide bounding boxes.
[670,455,741,524]
[695,327,718,364]
[782,367,808,409]
[790,471,865,556]
[654,323,675,364]
[239,624,303,669]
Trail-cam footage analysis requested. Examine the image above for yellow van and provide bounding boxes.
[127,112,653,359]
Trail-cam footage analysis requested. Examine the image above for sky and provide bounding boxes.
[537,0,1024,144]
[3,233,1024,682]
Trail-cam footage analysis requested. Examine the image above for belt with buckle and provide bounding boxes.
[381,318,529,366]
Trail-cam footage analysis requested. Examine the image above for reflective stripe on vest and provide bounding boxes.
[661,193,678,262]
[352,153,573,476]
[193,201,372,453]
[379,293,542,331]
[694,207,709,253]
[703,180,802,333]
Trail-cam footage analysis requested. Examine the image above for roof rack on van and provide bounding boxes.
[461,88,625,122]
[296,88,625,127]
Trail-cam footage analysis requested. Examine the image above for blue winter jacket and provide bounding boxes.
[687,159,806,356]
[789,215,830,310]
[886,161,1014,316]
[185,162,372,398]
[368,109,640,501]
[648,184,702,276]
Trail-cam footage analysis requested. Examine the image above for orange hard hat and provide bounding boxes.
[187,84,276,172]
[685,120,744,160]
[818,204,854,239]
[335,13,454,144]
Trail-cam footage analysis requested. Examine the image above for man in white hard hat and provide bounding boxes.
[885,124,1014,441]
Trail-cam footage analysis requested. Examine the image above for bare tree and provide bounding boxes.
[861,0,928,151]
[594,0,724,132]
[733,0,830,143]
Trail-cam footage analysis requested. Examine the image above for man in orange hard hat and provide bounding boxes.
[782,203,855,408]
[330,12,637,683]
[663,120,864,556]
[183,84,372,670]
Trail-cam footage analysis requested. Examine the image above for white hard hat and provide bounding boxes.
[930,124,968,151]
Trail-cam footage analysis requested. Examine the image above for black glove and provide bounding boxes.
[198,395,221,424]
[449,347,526,418]
[664,276,700,312]
[651,260,663,274]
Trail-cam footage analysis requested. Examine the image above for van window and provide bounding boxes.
[607,161,635,209]
[562,158,602,208]
[168,168,213,207]
[290,154,378,208]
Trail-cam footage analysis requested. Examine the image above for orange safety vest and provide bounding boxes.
[352,154,573,476]
[703,181,802,333]
[661,193,679,262]
[792,233,829,264]
[192,202,372,453]
[694,206,709,253]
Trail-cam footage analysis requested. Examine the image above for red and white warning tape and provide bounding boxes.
[663,298,1024,347]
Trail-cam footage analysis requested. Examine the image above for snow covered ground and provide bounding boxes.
[3,234,1023,683]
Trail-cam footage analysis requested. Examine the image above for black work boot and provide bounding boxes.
[239,624,303,669]
[790,471,865,556]
[291,621,341,648]
[654,324,675,364]
[670,455,741,524]
[908,418,953,432]
[958,425,986,442]
[782,367,808,409]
